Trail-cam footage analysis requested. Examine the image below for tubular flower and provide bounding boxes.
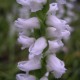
[15,17,40,29]
[17,55,41,71]
[46,54,66,78]
[15,0,71,80]
[29,37,47,59]
[18,35,35,49]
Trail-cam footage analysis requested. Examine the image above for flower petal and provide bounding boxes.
[16,73,36,80]
[17,56,41,71]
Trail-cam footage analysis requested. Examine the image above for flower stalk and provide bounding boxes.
[14,0,71,79]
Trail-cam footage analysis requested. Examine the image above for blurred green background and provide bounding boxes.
[0,0,80,80]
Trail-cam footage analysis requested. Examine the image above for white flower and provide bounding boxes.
[46,40,64,54]
[17,55,41,71]
[18,35,35,49]
[47,3,58,15]
[16,73,36,80]
[29,0,47,12]
[29,37,47,59]
[16,0,30,6]
[46,54,66,78]
[15,17,40,29]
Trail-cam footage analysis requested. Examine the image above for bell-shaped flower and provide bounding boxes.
[46,54,66,78]
[16,73,36,80]
[29,37,47,59]
[47,3,58,15]
[29,0,47,12]
[18,35,35,49]
[47,40,64,54]
[15,17,40,29]
[17,55,41,71]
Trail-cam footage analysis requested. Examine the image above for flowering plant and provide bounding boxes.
[14,0,72,79]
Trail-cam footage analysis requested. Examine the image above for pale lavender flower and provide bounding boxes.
[19,6,30,19]
[56,0,66,4]
[17,55,41,71]
[16,73,36,80]
[29,37,47,59]
[46,54,66,78]
[16,0,30,6]
[29,0,47,12]
[15,17,40,29]
[46,15,64,31]
[18,35,35,49]
[46,40,64,54]
[46,27,61,39]
[47,3,58,15]
[17,0,47,12]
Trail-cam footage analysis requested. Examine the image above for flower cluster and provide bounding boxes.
[15,0,71,79]
[57,0,78,23]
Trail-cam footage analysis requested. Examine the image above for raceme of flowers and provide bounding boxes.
[15,0,71,80]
